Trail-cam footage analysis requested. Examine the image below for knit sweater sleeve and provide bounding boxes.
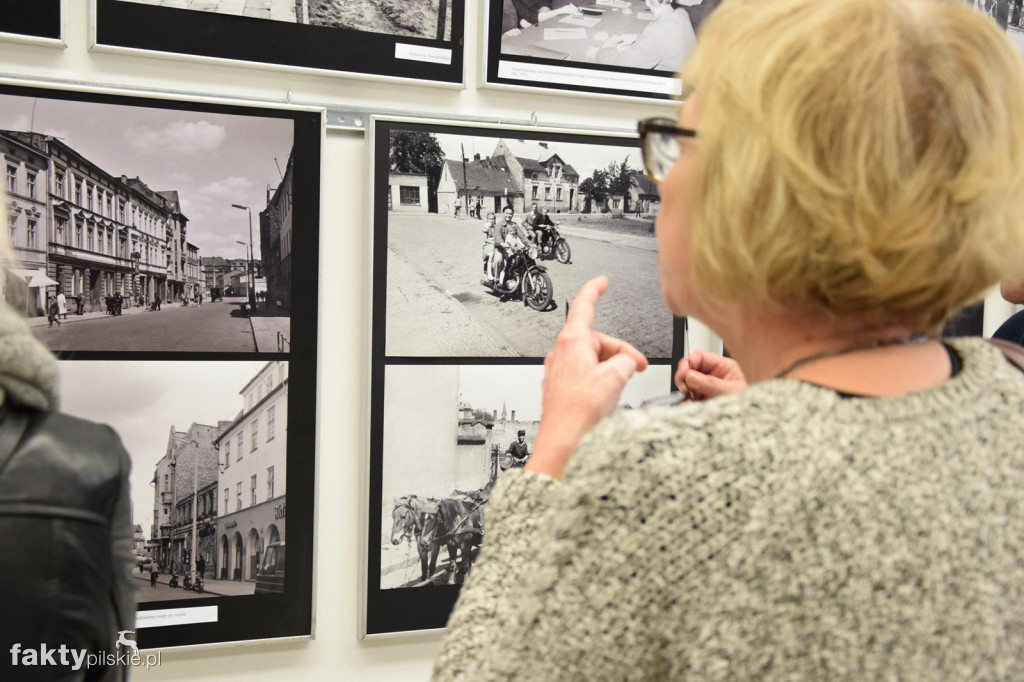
[433,410,696,681]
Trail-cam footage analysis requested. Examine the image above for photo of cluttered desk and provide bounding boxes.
[495,0,720,76]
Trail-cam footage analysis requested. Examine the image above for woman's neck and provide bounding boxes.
[718,310,950,396]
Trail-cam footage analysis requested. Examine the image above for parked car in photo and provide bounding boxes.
[254,542,285,594]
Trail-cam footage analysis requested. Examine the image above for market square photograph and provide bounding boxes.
[383,128,675,359]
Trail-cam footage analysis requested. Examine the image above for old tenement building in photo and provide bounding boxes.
[1,130,197,317]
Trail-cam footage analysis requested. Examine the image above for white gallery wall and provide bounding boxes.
[0,1,670,680]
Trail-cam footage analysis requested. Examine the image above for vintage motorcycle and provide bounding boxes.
[484,244,553,312]
[536,223,571,264]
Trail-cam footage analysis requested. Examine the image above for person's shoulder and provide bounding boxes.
[993,310,1024,346]
[570,394,760,479]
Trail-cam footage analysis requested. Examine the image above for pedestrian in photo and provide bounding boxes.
[47,296,61,328]
[75,293,83,315]
[196,555,206,580]
[56,290,67,320]
[114,291,122,316]
[434,1,1024,679]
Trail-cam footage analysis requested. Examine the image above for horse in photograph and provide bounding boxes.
[434,496,485,584]
[391,495,445,584]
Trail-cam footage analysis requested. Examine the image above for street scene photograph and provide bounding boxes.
[378,362,671,589]
[498,0,721,74]
[60,360,290,604]
[383,127,675,359]
[116,0,455,41]
[0,92,294,353]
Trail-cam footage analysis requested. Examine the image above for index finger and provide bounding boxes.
[565,276,609,334]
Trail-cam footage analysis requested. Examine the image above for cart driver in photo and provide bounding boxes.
[506,429,531,468]
[485,206,534,286]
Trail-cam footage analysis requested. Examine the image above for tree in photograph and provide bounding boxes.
[390,131,446,213]
[578,168,609,213]
[608,158,636,214]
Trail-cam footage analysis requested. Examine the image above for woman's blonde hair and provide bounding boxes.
[681,0,1024,331]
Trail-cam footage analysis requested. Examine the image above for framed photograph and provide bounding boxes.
[363,116,685,635]
[0,79,322,649]
[0,82,319,356]
[91,0,466,85]
[483,0,722,101]
[0,0,63,47]
[373,117,682,360]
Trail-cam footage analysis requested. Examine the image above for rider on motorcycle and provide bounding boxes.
[485,206,534,286]
[525,205,556,249]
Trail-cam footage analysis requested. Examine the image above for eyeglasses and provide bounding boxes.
[638,117,697,184]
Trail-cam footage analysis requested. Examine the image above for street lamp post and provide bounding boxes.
[190,440,199,585]
[230,204,257,313]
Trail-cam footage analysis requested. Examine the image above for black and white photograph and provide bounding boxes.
[61,361,289,604]
[116,0,453,41]
[486,0,721,100]
[378,363,672,591]
[378,121,677,359]
[59,359,315,649]
[0,0,61,44]
[961,1,1024,53]
[365,362,671,634]
[94,0,466,84]
[0,89,298,354]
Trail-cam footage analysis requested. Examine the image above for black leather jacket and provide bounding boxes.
[0,405,134,681]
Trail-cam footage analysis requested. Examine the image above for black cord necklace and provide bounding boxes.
[774,335,935,380]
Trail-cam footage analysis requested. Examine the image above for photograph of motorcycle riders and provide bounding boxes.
[384,127,675,359]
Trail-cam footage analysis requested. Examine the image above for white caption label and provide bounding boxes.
[135,606,219,629]
[395,43,453,65]
[497,60,681,96]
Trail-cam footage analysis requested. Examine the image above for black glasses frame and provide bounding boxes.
[637,117,697,182]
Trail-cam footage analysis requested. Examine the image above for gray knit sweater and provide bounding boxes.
[432,339,1024,680]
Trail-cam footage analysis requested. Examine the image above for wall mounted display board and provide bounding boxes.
[362,115,686,635]
[483,0,721,101]
[0,79,322,649]
[91,0,466,85]
[0,0,63,47]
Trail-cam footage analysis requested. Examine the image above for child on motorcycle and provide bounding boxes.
[485,206,533,287]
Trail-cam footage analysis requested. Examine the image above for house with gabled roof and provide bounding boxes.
[435,138,581,218]
[629,171,661,217]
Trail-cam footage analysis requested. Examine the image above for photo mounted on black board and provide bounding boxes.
[0,89,296,355]
[485,0,722,100]
[93,0,466,84]
[0,79,321,651]
[376,121,677,359]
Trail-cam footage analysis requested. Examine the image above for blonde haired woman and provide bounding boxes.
[433,0,1024,679]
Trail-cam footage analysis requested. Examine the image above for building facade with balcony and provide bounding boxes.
[150,421,231,576]
[0,130,190,314]
[216,361,288,582]
[1,131,53,316]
